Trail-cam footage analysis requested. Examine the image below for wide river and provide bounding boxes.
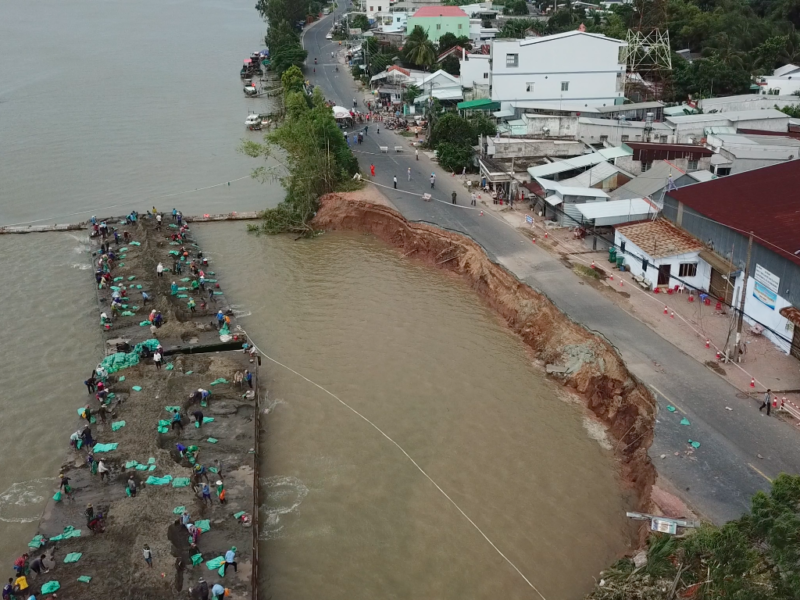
[0,0,633,598]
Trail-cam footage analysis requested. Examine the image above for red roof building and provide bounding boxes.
[411,6,468,17]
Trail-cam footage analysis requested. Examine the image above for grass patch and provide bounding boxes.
[574,264,601,279]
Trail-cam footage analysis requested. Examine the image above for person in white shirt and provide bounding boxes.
[156,263,164,277]
[153,352,162,370]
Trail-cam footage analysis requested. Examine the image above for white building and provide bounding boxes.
[534,177,611,226]
[458,49,491,90]
[696,93,800,113]
[490,31,627,111]
[468,19,498,46]
[705,132,800,176]
[756,64,800,97]
[665,109,790,144]
[614,218,710,291]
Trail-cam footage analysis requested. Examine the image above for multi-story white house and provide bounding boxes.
[490,31,627,111]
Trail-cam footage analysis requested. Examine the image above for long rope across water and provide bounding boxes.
[237,326,548,600]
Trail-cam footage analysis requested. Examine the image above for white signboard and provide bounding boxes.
[753,264,780,311]
[754,264,780,294]
[525,214,533,225]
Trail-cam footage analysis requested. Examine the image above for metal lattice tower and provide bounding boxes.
[622,30,672,101]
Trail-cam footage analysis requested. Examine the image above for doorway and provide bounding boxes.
[657,264,671,286]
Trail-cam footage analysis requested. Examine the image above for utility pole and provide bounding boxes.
[735,231,754,352]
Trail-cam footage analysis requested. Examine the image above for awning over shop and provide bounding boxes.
[543,195,563,206]
[457,98,500,111]
[699,249,735,275]
[493,109,514,118]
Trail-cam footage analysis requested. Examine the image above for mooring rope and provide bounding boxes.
[236,326,548,600]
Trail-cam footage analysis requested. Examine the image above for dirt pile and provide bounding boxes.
[312,194,657,508]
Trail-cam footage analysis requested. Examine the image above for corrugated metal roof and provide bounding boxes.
[558,161,627,188]
[666,109,789,125]
[517,30,625,47]
[668,160,800,264]
[535,177,610,198]
[610,161,683,199]
[576,198,657,220]
[526,146,631,178]
[594,101,664,114]
[616,218,703,258]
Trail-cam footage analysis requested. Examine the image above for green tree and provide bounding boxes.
[437,32,472,52]
[437,142,474,172]
[430,112,476,149]
[672,56,752,99]
[350,13,370,31]
[497,18,546,38]
[440,54,461,75]
[469,114,497,138]
[404,25,437,68]
[281,65,305,96]
[503,0,529,15]
[267,20,308,75]
[241,88,358,235]
[402,84,422,105]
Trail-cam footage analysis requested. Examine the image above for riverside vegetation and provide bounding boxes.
[588,474,800,600]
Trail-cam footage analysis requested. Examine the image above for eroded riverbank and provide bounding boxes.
[195,220,637,600]
[311,193,658,509]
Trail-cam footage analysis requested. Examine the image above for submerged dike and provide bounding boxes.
[312,194,658,510]
[26,215,261,599]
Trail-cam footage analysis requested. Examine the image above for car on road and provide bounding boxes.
[326,31,333,39]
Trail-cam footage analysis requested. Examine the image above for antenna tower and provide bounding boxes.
[621,0,672,101]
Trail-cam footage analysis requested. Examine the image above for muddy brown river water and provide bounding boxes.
[196,223,635,599]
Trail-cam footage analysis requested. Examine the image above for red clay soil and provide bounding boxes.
[312,194,657,509]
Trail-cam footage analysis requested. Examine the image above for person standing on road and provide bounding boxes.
[370,164,375,177]
[451,191,457,205]
[415,149,419,161]
[760,389,772,415]
[364,125,368,134]
[471,192,477,206]
[223,547,238,574]
[407,167,411,181]
[430,173,435,189]
[393,176,397,189]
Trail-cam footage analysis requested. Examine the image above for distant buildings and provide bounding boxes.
[756,63,800,97]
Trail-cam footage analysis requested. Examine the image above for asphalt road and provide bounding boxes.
[302,10,800,523]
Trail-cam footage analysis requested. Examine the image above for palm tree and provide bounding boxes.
[404,25,437,68]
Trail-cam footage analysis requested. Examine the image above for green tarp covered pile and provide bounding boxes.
[98,339,161,374]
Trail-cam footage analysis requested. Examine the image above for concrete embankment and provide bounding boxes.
[312,193,657,510]
[24,216,261,599]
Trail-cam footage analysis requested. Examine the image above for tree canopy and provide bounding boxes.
[589,474,800,600]
[404,25,437,68]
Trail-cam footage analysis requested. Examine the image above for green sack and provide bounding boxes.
[41,581,61,594]
[173,505,186,514]
[145,475,173,486]
[165,406,180,412]
[219,564,226,577]
[233,511,246,519]
[94,443,118,453]
[213,291,224,295]
[129,241,141,246]
[121,311,135,316]
[64,552,82,563]
[111,420,126,431]
[148,457,156,464]
[206,438,218,444]
[135,464,148,471]
[28,534,45,549]
[181,278,191,282]
[209,378,228,386]
[148,465,157,471]
[206,556,225,570]
[139,321,151,327]
[172,477,191,488]
[77,576,92,583]
[191,553,203,566]
[126,487,131,497]
[177,294,189,298]
[113,277,123,282]
[132,386,142,392]
[195,519,210,532]
[128,276,136,281]
[125,460,139,469]
[185,370,193,375]
[53,491,62,502]
[136,284,143,289]
[157,426,169,434]
[208,467,218,474]
[165,363,174,370]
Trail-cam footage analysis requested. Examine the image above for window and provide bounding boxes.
[483,72,489,79]
[599,135,608,143]
[370,5,373,10]
[436,23,441,30]
[659,135,668,143]
[679,263,698,277]
[506,53,518,67]
[561,81,569,91]
[621,134,629,142]
[641,161,652,171]
[688,159,698,170]
[526,82,534,93]
[458,24,462,29]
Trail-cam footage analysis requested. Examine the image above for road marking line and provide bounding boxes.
[747,463,773,483]
[649,384,685,414]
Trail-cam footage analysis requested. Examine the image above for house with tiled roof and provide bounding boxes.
[663,161,800,355]
[406,6,469,43]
